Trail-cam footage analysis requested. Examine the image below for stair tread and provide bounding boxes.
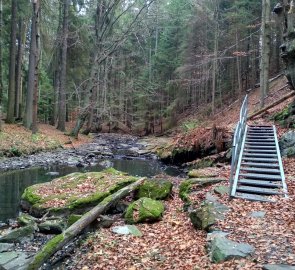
[239,179,283,187]
[240,167,280,173]
[245,142,275,145]
[241,162,279,168]
[244,149,277,153]
[239,173,282,180]
[236,185,282,195]
[245,146,276,149]
[243,153,277,157]
[234,192,274,202]
[242,157,278,162]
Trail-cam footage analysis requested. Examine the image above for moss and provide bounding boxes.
[28,234,64,270]
[67,215,82,227]
[21,169,138,217]
[188,169,217,178]
[135,179,173,200]
[21,186,43,205]
[125,197,164,224]
[193,158,214,169]
[179,180,193,202]
[17,213,37,226]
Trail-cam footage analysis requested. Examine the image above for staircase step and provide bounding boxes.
[244,149,277,153]
[242,157,278,162]
[243,153,277,157]
[234,192,274,202]
[245,142,275,145]
[241,162,279,168]
[236,186,282,195]
[246,139,275,142]
[245,146,276,149]
[239,173,282,180]
[239,179,283,188]
[240,167,280,174]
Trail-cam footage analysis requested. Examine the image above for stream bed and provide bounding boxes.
[0,133,182,222]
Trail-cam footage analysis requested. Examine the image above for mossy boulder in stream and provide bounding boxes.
[125,197,164,224]
[21,168,138,217]
[135,179,173,200]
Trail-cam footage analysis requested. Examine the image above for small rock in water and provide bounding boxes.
[99,160,113,168]
[111,225,142,237]
[46,172,60,176]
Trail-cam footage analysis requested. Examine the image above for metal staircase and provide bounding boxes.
[229,96,288,202]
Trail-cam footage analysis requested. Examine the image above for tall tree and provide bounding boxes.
[24,0,41,132]
[57,0,69,132]
[260,0,271,108]
[6,0,17,123]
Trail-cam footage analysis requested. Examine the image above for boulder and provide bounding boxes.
[111,225,142,237]
[279,131,295,157]
[189,195,229,231]
[135,179,173,200]
[214,185,229,195]
[179,178,225,203]
[263,265,295,270]
[125,197,164,224]
[0,243,14,253]
[0,225,35,243]
[38,218,66,234]
[0,251,33,270]
[208,235,255,263]
[17,213,37,226]
[21,168,139,217]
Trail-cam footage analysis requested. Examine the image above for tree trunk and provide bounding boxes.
[57,0,69,132]
[212,0,219,115]
[15,19,26,120]
[0,0,3,106]
[260,0,271,108]
[6,0,17,124]
[27,177,146,270]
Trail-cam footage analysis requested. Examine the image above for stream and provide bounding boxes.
[0,133,182,223]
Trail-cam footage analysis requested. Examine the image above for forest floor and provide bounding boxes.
[62,76,295,269]
[0,123,91,157]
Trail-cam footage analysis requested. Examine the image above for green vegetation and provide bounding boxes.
[125,197,164,224]
[135,179,173,200]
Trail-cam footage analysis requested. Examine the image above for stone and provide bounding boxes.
[38,218,65,234]
[17,214,37,226]
[45,172,60,176]
[21,168,139,217]
[0,251,33,270]
[125,197,164,224]
[188,169,218,178]
[111,225,142,237]
[250,211,266,218]
[97,215,115,228]
[214,185,229,195]
[179,178,224,203]
[279,131,295,157]
[0,243,14,253]
[98,160,113,168]
[263,265,295,270]
[135,179,173,200]
[208,236,255,263]
[0,225,35,243]
[189,198,229,231]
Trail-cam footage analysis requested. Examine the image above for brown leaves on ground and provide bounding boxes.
[0,123,91,156]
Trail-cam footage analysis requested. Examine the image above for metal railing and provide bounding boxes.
[229,95,248,195]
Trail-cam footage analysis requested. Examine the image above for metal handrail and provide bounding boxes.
[229,95,248,195]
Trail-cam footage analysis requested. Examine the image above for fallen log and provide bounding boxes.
[248,91,295,120]
[28,177,146,270]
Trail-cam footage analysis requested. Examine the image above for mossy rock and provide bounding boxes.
[179,178,224,203]
[189,202,216,231]
[67,214,82,227]
[17,214,37,227]
[188,169,218,178]
[0,225,35,243]
[21,168,138,217]
[192,158,214,169]
[124,197,164,224]
[135,179,173,200]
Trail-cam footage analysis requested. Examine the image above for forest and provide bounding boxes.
[0,0,284,136]
[0,0,295,270]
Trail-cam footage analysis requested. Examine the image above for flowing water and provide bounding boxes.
[0,157,181,222]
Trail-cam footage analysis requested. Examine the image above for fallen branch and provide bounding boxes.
[248,91,295,120]
[28,177,146,270]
